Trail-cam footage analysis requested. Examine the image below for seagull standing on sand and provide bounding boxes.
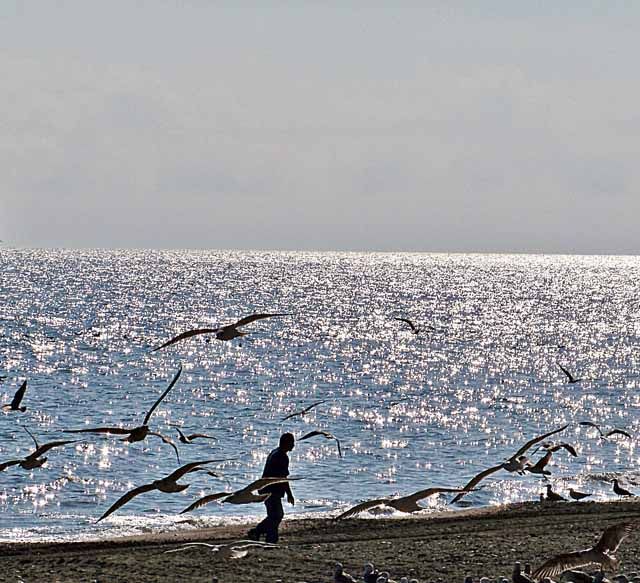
[451,425,569,503]
[532,521,636,578]
[612,479,635,497]
[0,427,77,472]
[569,488,592,501]
[64,367,182,462]
[97,459,223,522]
[545,484,567,501]
[2,380,28,412]
[334,563,358,583]
[152,313,289,351]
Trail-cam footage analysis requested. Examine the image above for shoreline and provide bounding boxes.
[3,500,640,582]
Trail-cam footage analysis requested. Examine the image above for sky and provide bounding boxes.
[1,1,639,253]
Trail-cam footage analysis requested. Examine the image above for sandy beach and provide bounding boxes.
[2,500,640,583]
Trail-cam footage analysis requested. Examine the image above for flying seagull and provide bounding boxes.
[451,424,568,503]
[335,487,466,519]
[0,427,77,472]
[152,313,289,351]
[557,363,583,384]
[97,459,222,522]
[526,442,578,477]
[579,421,632,440]
[180,477,300,513]
[2,380,28,412]
[394,317,421,335]
[282,400,326,421]
[170,425,216,444]
[64,366,182,462]
[298,429,342,458]
[164,540,277,559]
[532,521,636,578]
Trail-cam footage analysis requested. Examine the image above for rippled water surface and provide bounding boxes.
[1,249,640,542]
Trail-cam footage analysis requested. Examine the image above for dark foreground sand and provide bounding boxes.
[2,500,640,583]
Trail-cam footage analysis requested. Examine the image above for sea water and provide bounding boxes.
[1,249,639,542]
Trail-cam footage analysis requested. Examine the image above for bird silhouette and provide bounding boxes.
[451,425,568,503]
[282,400,326,421]
[170,425,216,444]
[164,540,277,559]
[152,313,289,351]
[580,422,632,440]
[335,487,466,519]
[612,479,635,497]
[532,521,636,578]
[2,380,28,412]
[179,477,300,513]
[0,427,77,472]
[568,488,592,501]
[64,366,182,462]
[97,459,222,522]
[544,484,567,501]
[558,363,583,384]
[298,429,342,457]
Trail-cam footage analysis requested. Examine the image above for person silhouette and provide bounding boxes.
[247,432,295,543]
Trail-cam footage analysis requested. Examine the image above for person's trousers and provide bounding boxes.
[254,495,284,543]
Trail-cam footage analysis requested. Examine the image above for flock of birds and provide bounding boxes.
[2,312,639,581]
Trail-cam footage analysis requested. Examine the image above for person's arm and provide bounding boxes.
[285,481,294,505]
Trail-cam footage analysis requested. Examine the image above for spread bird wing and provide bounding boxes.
[513,425,569,459]
[298,430,329,440]
[22,426,40,449]
[394,317,418,333]
[147,432,180,464]
[143,366,182,425]
[450,464,504,503]
[234,313,289,328]
[532,551,596,579]
[528,451,553,472]
[335,499,390,519]
[166,459,222,482]
[97,483,157,522]
[282,410,302,421]
[63,427,132,435]
[405,487,468,503]
[0,460,21,472]
[179,491,231,514]
[186,433,215,440]
[303,400,326,413]
[593,521,635,553]
[245,477,300,493]
[30,439,78,459]
[549,443,578,457]
[557,363,575,382]
[579,421,604,436]
[606,429,632,439]
[151,329,218,352]
[10,380,27,409]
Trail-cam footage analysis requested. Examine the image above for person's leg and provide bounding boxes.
[263,496,284,544]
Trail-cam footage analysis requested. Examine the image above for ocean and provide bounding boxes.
[1,249,638,542]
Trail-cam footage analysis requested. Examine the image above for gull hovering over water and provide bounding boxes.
[0,427,77,472]
[451,424,569,503]
[169,425,216,444]
[164,540,277,559]
[97,459,223,522]
[152,313,289,351]
[2,380,28,412]
[298,429,342,457]
[558,363,584,384]
[282,400,326,421]
[532,521,637,578]
[64,366,182,462]
[579,422,632,440]
[180,477,300,513]
[335,487,466,519]
[526,442,578,477]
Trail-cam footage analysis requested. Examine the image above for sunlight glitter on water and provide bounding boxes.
[1,250,640,541]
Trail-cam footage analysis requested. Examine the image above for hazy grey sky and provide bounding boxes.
[2,1,639,253]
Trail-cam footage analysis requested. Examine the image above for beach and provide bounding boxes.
[3,500,640,583]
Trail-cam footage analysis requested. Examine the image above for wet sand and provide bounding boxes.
[2,500,640,583]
